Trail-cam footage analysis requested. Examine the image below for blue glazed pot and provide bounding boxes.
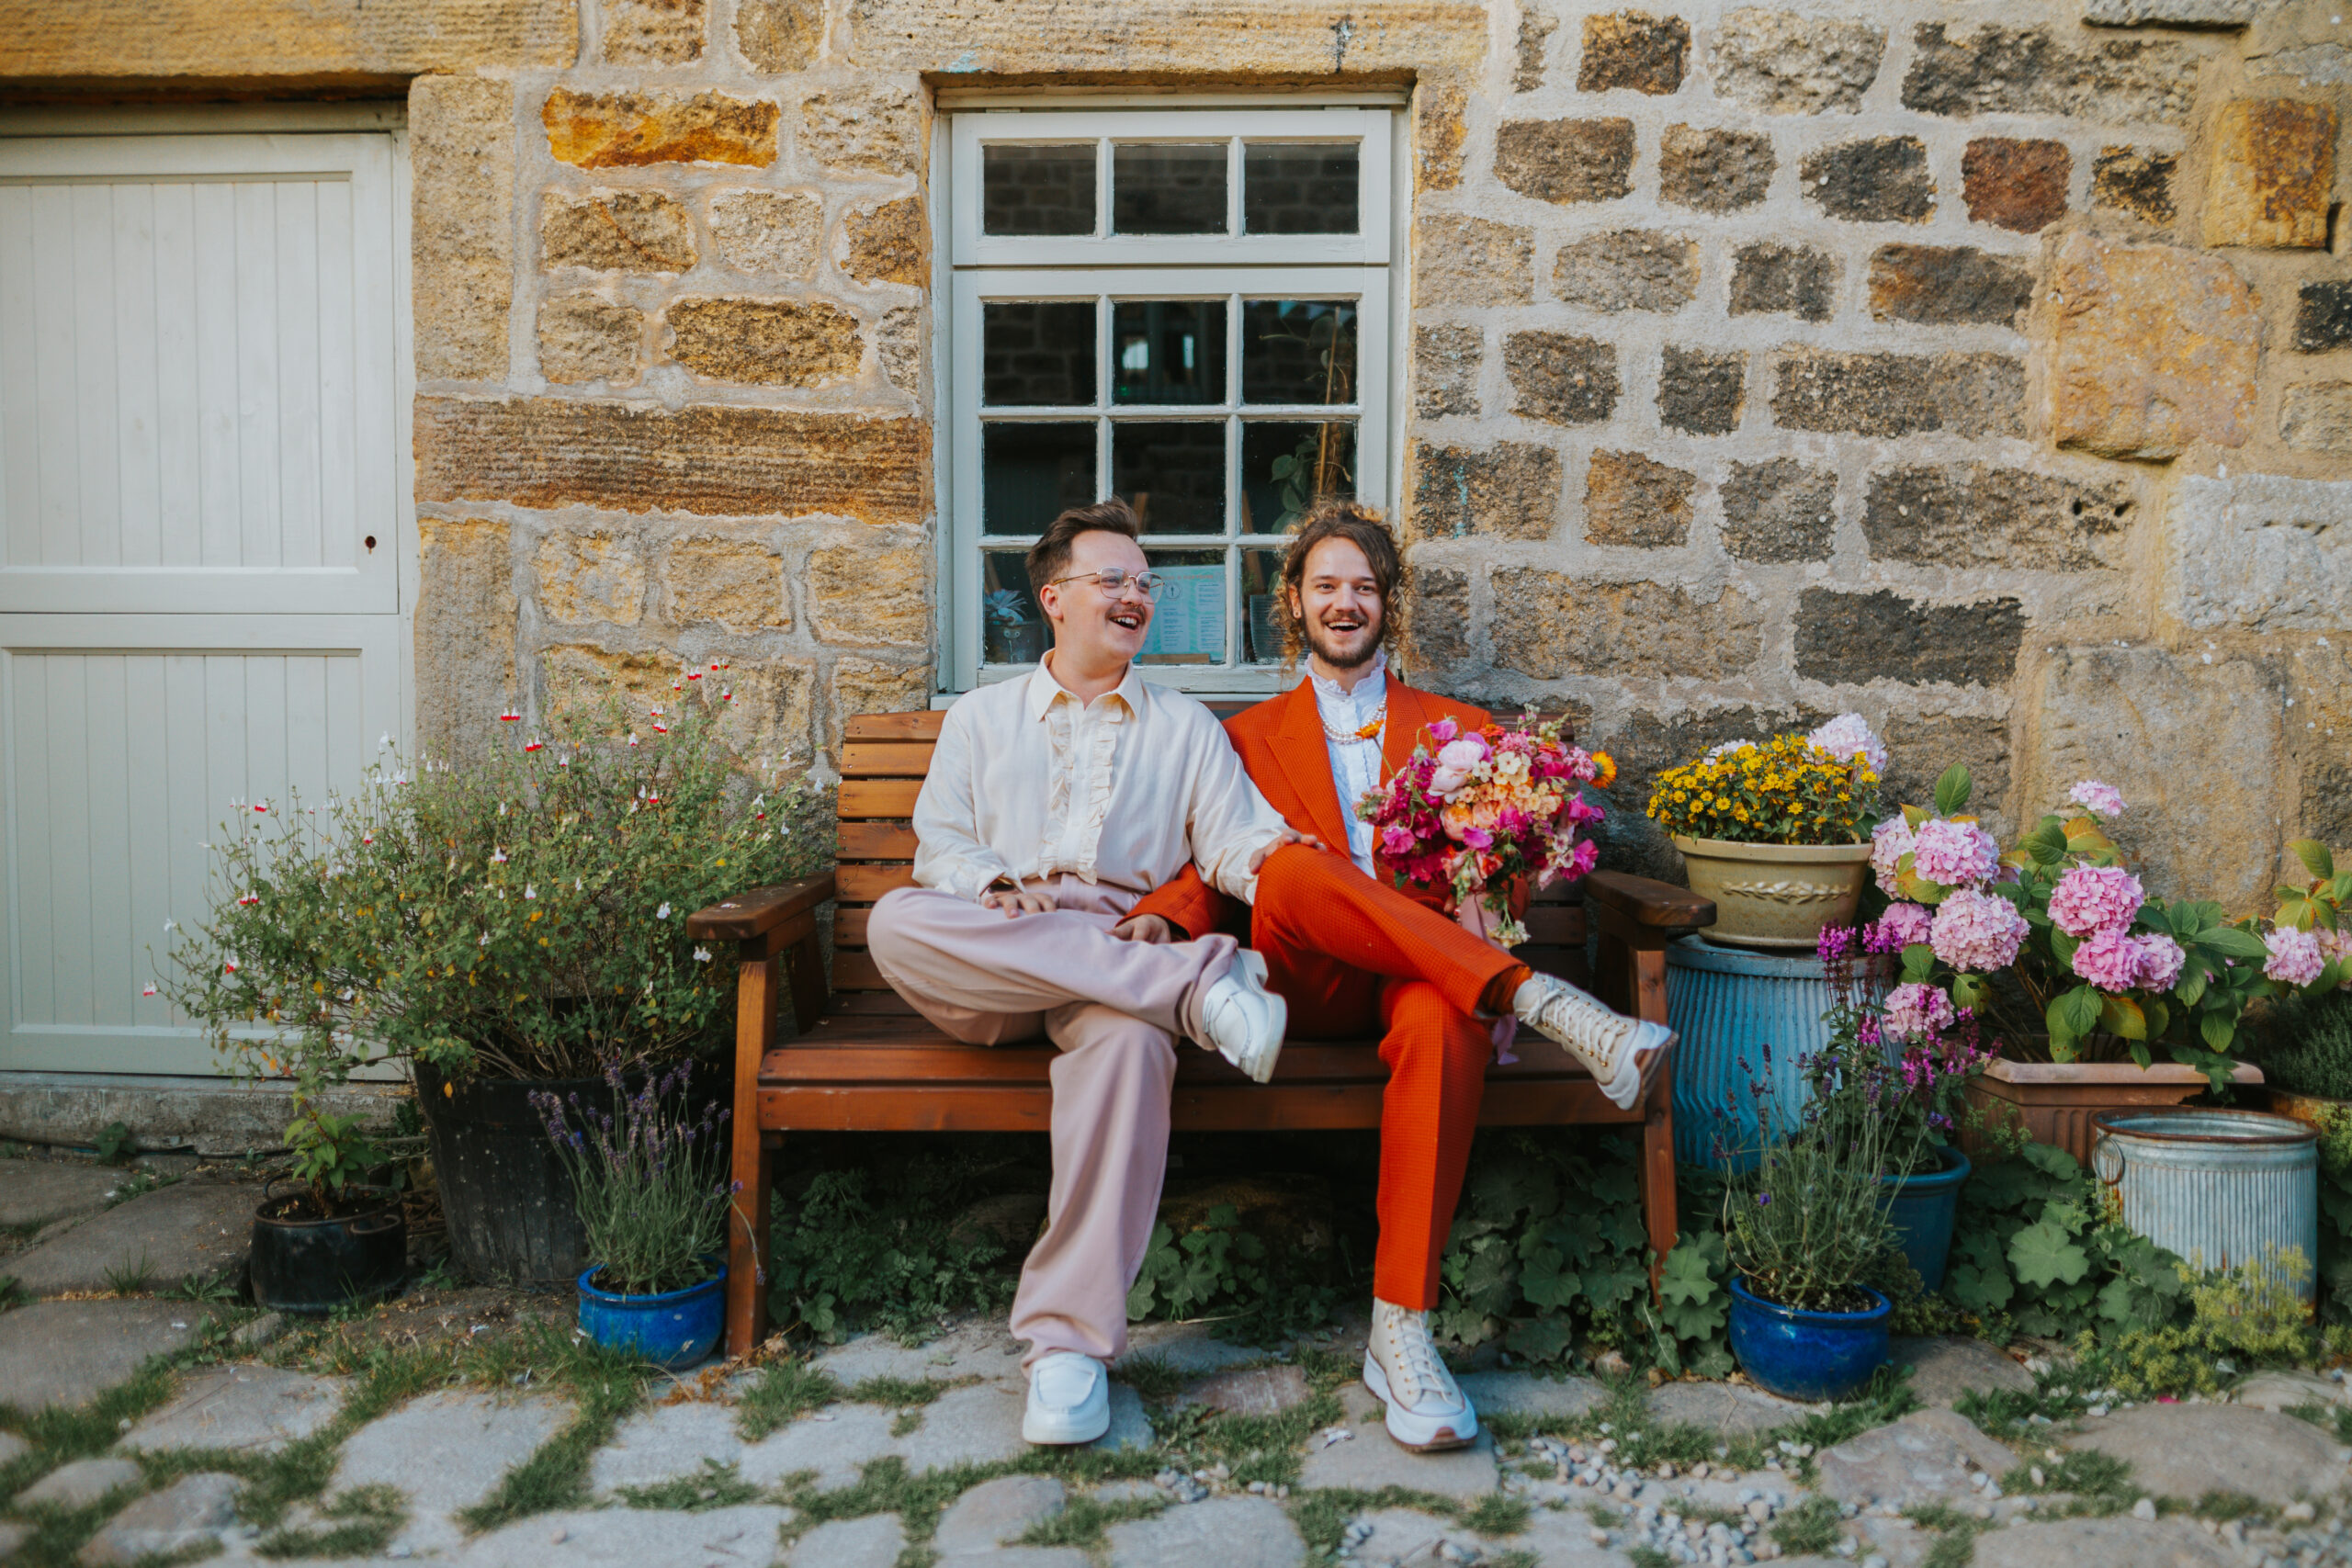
[1664,936,1837,1171]
[1727,1276,1891,1403]
[1879,1144,1973,1292]
[576,1263,725,1371]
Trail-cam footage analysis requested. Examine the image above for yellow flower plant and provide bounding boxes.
[1645,732,1879,847]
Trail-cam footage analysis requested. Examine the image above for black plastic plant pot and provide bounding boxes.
[250,1180,408,1315]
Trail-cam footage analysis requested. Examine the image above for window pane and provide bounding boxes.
[983,422,1095,536]
[1242,547,1291,665]
[981,555,1050,665]
[1112,423,1227,535]
[1111,300,1227,406]
[1138,549,1226,665]
[1244,143,1360,234]
[1241,421,1355,535]
[983,144,1096,236]
[983,301,1096,407]
[1113,143,1227,235]
[1241,299,1358,405]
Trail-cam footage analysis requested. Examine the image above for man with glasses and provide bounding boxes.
[865,498,1299,1448]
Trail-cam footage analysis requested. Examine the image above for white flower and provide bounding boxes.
[1805,712,1888,775]
[162,919,177,933]
[479,931,490,948]
[523,884,537,900]
[491,848,509,864]
[692,946,713,963]
[141,984,158,997]
[655,902,673,921]
[379,732,391,749]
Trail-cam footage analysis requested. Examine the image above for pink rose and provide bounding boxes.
[1929,888,2029,974]
[1912,818,2001,889]
[1379,825,1418,857]
[2073,929,2144,993]
[2048,864,2145,939]
[1427,717,1459,745]
[1436,738,1489,772]
[2266,927,2327,987]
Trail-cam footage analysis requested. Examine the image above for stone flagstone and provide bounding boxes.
[1455,1368,1608,1420]
[2232,1370,2349,1412]
[119,1365,345,1454]
[943,1550,1091,1568]
[76,1471,242,1567]
[1815,1409,2016,1508]
[1888,1337,2035,1408]
[1295,1383,1498,1499]
[1119,1320,1268,1376]
[16,1455,142,1508]
[1183,1364,1308,1416]
[1343,1506,1487,1565]
[787,1511,905,1568]
[2066,1404,2346,1506]
[588,1399,743,1494]
[1648,1380,1818,1436]
[899,1382,1031,1472]
[1093,1382,1154,1453]
[0,1159,125,1229]
[0,1299,210,1411]
[6,1179,257,1296]
[1969,1514,2236,1567]
[739,1403,899,1491]
[1105,1495,1305,1568]
[332,1390,574,1553]
[934,1474,1066,1553]
[0,1430,28,1465]
[456,1504,797,1567]
[0,1523,27,1561]
[1514,1504,1652,1564]
[818,1319,1027,1390]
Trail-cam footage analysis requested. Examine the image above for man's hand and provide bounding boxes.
[1246,827,1327,874]
[978,888,1057,918]
[1111,913,1175,944]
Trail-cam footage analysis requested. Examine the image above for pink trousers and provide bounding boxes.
[865,879,1239,1366]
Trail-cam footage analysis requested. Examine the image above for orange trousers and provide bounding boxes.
[1249,845,1526,1309]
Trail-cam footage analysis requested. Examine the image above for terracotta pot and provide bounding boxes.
[1668,836,1871,950]
[1960,1057,2266,1168]
[2245,1085,2352,1132]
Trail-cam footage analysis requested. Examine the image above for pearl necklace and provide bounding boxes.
[1322,702,1385,745]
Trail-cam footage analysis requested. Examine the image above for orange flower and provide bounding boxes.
[1592,751,1618,788]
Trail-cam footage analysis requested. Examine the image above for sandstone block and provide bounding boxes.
[1658,345,1744,434]
[2282,382,2352,454]
[1720,458,1837,563]
[1962,138,2069,232]
[416,518,515,753]
[1407,441,1562,541]
[544,85,779,169]
[1731,243,1837,321]
[1774,348,2025,437]
[802,85,922,176]
[541,189,698,273]
[2203,98,2337,249]
[1707,9,1884,114]
[1795,589,2022,689]
[1414,324,1482,417]
[1505,332,1620,424]
[1658,124,1774,211]
[1491,573,1762,679]
[809,540,931,645]
[537,530,645,625]
[6,0,578,81]
[1589,703,1826,878]
[708,188,823,277]
[2043,231,2259,459]
[537,293,642,385]
[1405,566,1473,669]
[548,645,814,766]
[1414,216,1532,306]
[1803,136,1933,222]
[2165,472,2352,631]
[1554,230,1698,312]
[737,0,825,70]
[842,196,927,287]
[1882,723,2013,840]
[1585,450,1695,547]
[603,0,703,64]
[1579,11,1688,95]
[417,397,929,525]
[1901,24,2199,125]
[411,75,515,384]
[2093,146,2177,224]
[2297,281,2352,353]
[2250,43,2352,86]
[1417,84,1467,192]
[831,658,931,735]
[667,296,862,387]
[1867,245,2033,326]
[1515,6,1557,92]
[1494,118,1635,205]
[876,306,922,395]
[665,536,786,631]
[2084,0,2264,20]
[1815,1408,2018,1509]
[1862,463,2132,571]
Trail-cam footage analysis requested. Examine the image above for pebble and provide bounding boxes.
[2132,1497,2158,1520]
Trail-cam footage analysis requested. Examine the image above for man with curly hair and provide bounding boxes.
[1125,498,1673,1453]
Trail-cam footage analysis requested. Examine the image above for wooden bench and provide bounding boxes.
[689,709,1717,1358]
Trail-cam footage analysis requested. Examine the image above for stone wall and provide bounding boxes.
[4,0,2348,908]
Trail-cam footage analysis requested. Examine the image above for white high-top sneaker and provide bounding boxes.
[1023,1350,1110,1445]
[1194,951,1286,1084]
[1511,974,1673,1110]
[1363,1298,1478,1451]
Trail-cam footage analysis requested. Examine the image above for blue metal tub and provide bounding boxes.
[2090,1109,2320,1299]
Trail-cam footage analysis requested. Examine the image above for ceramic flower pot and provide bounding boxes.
[1959,1057,2266,1168]
[1878,1144,1972,1292]
[1668,837,1871,950]
[576,1262,726,1371]
[1726,1277,1891,1403]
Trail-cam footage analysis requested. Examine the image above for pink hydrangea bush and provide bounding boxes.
[2046,864,2145,939]
[1911,818,2001,889]
[1929,888,2029,973]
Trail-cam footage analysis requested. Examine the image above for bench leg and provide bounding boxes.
[1642,1046,1679,1298]
[727,953,779,1359]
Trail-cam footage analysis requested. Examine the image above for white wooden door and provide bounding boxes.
[0,130,406,1075]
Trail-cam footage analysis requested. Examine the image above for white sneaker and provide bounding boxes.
[1195,951,1286,1084]
[1363,1298,1477,1452]
[1023,1351,1110,1445]
[1512,974,1673,1111]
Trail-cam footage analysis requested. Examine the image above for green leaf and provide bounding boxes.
[1934,765,1974,817]
[1901,942,1936,983]
[2098,995,2147,1041]
[2175,967,2208,1009]
[2200,1010,2235,1052]
[2057,985,2104,1037]
[1520,1246,1581,1311]
[1947,1260,2015,1314]
[2049,927,2080,968]
[2290,839,2336,881]
[2199,926,2270,962]
[2008,1219,2093,1288]
[1951,972,1991,1010]
[1504,1314,1574,1363]
[2024,818,2069,867]
[1658,1240,1727,1342]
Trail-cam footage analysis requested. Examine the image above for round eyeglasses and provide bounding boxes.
[1045,568,1168,601]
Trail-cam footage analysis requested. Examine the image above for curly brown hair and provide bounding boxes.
[1274,498,1403,665]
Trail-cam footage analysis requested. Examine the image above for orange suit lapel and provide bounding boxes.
[1264,679,1353,854]
[1384,678,1435,775]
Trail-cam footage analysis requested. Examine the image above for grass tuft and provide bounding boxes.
[255,1482,404,1559]
[1770,1495,1846,1556]
[1014,1492,1165,1548]
[614,1459,764,1512]
[1111,1353,1188,1402]
[736,1359,841,1440]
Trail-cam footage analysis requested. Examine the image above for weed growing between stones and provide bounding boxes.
[1285,1484,1530,1558]
[775,1446,1159,1553]
[0,1273,28,1311]
[1628,1545,1673,1568]
[1462,1493,1531,1533]
[1770,1495,1845,1554]
[735,1359,840,1438]
[454,1330,655,1530]
[256,1481,404,1557]
[848,1373,971,1408]
[1110,1352,1188,1402]
[2190,1490,2278,1526]
[2287,1399,2352,1446]
[1995,1447,2136,1514]
[1013,1490,1166,1547]
[613,1458,763,1512]
[1154,1387,1344,1487]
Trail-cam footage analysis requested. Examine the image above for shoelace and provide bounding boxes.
[1382,1308,1453,1409]
[1531,984,1634,1073]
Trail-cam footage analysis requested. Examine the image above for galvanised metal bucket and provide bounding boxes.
[1665,935,1836,1170]
[2090,1109,2320,1300]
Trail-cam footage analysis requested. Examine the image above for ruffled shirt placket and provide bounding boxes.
[1034,685,1129,886]
[1309,650,1387,874]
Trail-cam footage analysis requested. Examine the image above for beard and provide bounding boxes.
[1302,609,1385,672]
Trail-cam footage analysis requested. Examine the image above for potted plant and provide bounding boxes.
[984,589,1046,665]
[249,1091,407,1314]
[2246,841,2352,1125]
[1645,713,1883,949]
[534,1063,733,1370]
[166,676,826,1284]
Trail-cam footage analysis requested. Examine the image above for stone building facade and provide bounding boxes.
[6,0,2349,908]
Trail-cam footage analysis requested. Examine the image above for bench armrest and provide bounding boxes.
[685,872,838,941]
[1584,871,1714,933]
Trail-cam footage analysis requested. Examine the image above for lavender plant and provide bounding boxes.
[533,1062,731,1296]
[1720,1047,1911,1313]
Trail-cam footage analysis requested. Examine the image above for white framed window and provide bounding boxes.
[940,106,1396,693]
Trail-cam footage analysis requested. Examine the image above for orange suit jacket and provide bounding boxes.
[1130,674,1492,942]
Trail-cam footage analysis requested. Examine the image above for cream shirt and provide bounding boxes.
[911,656,1290,906]
[1308,649,1388,875]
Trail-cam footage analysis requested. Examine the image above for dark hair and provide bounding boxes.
[1277,498,1403,662]
[1025,498,1142,596]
